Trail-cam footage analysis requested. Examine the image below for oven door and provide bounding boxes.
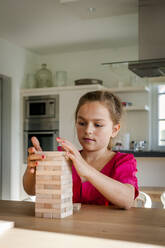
[24,130,59,163]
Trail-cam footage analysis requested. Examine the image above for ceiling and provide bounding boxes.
[0,0,138,54]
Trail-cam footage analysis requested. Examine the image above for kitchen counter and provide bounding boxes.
[0,200,165,247]
[119,150,165,157]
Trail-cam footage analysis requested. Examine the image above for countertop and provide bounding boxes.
[0,200,165,247]
[119,150,165,157]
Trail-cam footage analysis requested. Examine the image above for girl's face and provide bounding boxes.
[76,101,120,152]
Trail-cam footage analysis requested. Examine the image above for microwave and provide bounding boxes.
[24,95,59,120]
[23,95,59,131]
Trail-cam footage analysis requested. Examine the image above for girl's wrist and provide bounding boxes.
[84,163,97,181]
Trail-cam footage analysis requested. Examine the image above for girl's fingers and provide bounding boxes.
[31,136,42,151]
[30,168,35,174]
[29,153,46,161]
[28,146,36,154]
[28,161,39,169]
[56,137,78,155]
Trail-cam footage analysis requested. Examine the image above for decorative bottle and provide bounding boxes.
[35,64,52,88]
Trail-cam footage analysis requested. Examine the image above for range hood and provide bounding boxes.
[128,58,165,78]
[128,0,165,78]
[102,0,165,79]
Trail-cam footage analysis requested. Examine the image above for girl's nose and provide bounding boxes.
[85,123,94,134]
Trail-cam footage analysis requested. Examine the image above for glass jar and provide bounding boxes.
[35,64,52,88]
[55,71,67,87]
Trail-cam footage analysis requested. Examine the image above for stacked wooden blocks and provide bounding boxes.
[35,151,73,218]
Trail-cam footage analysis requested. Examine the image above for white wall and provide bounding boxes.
[0,38,40,200]
[36,45,138,88]
[136,157,165,187]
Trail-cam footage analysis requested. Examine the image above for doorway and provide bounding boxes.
[0,78,2,198]
[0,75,11,200]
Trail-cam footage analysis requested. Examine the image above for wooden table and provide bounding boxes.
[0,200,165,247]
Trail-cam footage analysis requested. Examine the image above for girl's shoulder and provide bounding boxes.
[113,151,137,169]
[102,151,136,170]
[113,151,135,160]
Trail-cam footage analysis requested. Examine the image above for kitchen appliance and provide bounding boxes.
[23,95,59,162]
[102,0,165,79]
[128,0,165,78]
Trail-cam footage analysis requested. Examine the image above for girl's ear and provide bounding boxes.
[112,123,120,138]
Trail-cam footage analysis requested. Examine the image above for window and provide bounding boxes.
[158,85,165,146]
[152,84,165,151]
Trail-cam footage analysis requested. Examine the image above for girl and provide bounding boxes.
[23,90,138,209]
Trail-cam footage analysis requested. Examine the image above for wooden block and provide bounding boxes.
[35,184,44,190]
[36,191,72,199]
[36,174,72,181]
[36,170,71,176]
[35,212,43,218]
[36,183,72,191]
[36,179,72,185]
[37,151,69,161]
[37,151,66,156]
[41,183,72,190]
[35,201,73,210]
[35,150,73,219]
[37,164,71,170]
[36,196,72,204]
[43,213,53,219]
[36,188,72,195]
[52,209,73,218]
[35,206,73,214]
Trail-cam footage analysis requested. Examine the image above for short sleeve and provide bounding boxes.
[113,153,139,199]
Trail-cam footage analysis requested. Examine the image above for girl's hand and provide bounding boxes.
[56,137,90,178]
[27,136,46,174]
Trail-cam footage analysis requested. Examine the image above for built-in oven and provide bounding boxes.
[23,95,59,163]
[24,130,59,163]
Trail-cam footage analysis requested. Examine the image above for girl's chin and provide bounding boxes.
[80,143,99,151]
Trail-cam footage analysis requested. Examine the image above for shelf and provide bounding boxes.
[21,84,105,96]
[110,86,150,93]
[124,105,150,111]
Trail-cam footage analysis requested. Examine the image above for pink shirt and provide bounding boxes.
[72,152,139,205]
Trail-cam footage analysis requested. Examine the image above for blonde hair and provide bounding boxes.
[75,90,123,150]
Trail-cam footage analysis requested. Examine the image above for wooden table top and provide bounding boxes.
[0,200,165,247]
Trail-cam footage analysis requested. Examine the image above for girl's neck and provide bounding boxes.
[81,148,113,164]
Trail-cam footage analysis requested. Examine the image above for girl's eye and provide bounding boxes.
[95,123,103,127]
[78,122,85,126]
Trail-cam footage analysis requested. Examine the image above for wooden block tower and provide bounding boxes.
[35,151,73,218]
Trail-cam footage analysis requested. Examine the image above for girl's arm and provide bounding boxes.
[23,165,36,195]
[84,165,135,209]
[57,137,135,209]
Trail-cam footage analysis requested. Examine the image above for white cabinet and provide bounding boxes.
[109,86,151,149]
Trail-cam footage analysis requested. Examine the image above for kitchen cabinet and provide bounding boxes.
[109,86,151,150]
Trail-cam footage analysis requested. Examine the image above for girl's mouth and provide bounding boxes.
[83,138,95,142]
